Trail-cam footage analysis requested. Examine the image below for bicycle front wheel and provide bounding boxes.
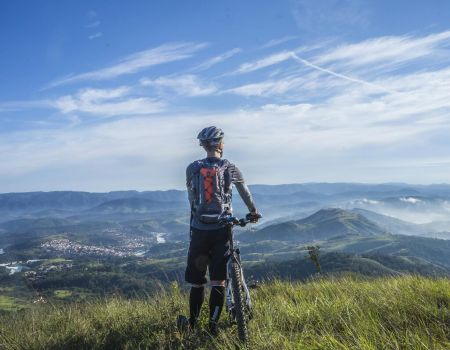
[230,259,249,342]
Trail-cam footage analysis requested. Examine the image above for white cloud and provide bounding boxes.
[1,99,449,191]
[291,53,396,93]
[193,48,241,71]
[53,86,165,117]
[140,75,217,96]
[226,77,301,97]
[5,30,450,190]
[360,199,380,205]
[261,36,297,49]
[400,197,422,204]
[226,30,450,99]
[3,76,450,189]
[47,42,208,88]
[226,69,350,98]
[316,31,450,69]
[233,51,293,74]
[88,32,103,40]
[227,30,450,94]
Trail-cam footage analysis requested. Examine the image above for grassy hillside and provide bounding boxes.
[1,276,449,349]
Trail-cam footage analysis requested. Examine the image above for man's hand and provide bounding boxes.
[246,211,262,223]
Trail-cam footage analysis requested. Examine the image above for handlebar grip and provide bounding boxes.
[246,212,262,222]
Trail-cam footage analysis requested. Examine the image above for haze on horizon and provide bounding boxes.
[2,0,450,192]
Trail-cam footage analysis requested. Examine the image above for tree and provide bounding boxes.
[306,245,321,274]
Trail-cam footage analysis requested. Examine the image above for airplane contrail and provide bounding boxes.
[290,53,399,94]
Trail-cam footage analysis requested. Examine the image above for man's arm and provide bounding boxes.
[229,164,257,213]
[235,182,257,213]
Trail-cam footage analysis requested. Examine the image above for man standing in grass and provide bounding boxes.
[178,126,260,335]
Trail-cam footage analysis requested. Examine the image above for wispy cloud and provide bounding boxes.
[316,30,450,69]
[290,53,396,93]
[53,86,165,117]
[140,74,218,96]
[232,51,293,74]
[47,42,208,88]
[227,30,450,97]
[88,32,103,40]
[193,48,241,71]
[227,52,394,97]
[5,29,450,190]
[3,88,449,189]
[225,76,303,97]
[261,36,297,49]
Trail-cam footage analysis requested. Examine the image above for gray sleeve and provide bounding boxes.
[229,164,256,212]
[235,182,257,213]
[228,163,245,183]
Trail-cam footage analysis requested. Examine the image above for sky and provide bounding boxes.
[1,0,450,192]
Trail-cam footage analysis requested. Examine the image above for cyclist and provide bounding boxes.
[180,126,260,335]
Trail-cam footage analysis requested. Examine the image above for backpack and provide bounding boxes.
[192,159,232,224]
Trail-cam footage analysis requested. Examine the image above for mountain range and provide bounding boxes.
[1,183,450,284]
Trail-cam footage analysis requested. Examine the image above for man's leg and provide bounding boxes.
[185,229,209,328]
[208,227,229,334]
[189,283,205,326]
[209,280,226,332]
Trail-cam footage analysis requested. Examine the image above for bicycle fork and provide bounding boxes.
[226,248,252,319]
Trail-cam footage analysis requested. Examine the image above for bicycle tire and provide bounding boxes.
[230,259,249,342]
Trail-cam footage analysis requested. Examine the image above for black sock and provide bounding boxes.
[189,286,205,324]
[209,286,225,323]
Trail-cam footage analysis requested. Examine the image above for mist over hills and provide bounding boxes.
[3,182,450,224]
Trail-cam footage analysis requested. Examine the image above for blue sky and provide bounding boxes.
[2,0,450,192]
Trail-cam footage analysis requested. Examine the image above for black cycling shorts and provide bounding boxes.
[185,227,230,285]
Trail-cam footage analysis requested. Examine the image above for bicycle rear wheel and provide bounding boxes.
[230,259,249,342]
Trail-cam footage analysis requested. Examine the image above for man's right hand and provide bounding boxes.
[246,211,262,222]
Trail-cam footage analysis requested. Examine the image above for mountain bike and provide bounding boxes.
[219,213,261,342]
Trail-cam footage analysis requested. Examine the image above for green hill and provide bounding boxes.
[0,276,448,349]
[325,234,450,269]
[246,251,449,279]
[243,208,387,242]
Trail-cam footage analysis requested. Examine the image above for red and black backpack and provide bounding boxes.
[192,159,232,223]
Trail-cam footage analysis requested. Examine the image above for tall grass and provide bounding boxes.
[0,275,449,349]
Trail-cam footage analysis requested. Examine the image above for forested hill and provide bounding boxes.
[242,208,387,242]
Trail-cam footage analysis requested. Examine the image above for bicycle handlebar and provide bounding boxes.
[219,213,262,227]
